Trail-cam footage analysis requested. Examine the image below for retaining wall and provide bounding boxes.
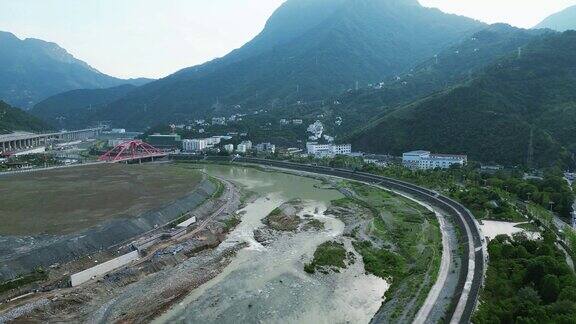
[70,251,139,287]
[0,178,216,280]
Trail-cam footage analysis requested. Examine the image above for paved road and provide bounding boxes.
[413,211,452,323]
[179,156,486,324]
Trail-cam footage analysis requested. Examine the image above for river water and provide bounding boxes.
[155,165,389,323]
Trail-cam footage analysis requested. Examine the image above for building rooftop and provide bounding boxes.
[404,150,430,155]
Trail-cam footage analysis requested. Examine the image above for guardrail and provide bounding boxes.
[172,155,485,323]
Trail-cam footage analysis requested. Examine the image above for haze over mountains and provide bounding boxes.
[0,31,151,110]
[535,5,576,32]
[3,0,576,167]
[350,31,576,167]
[31,0,485,129]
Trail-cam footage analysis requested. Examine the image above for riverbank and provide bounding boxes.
[0,167,241,322]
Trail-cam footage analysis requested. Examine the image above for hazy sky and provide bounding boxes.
[0,0,574,79]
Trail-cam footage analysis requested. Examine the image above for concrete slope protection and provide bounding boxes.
[0,179,217,281]
[180,156,485,324]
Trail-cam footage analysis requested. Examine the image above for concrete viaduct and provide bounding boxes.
[0,128,101,155]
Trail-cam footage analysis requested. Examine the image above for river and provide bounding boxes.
[154,164,389,323]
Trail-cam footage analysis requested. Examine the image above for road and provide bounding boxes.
[178,156,486,324]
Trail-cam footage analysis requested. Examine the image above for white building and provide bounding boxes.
[256,143,276,154]
[182,139,208,152]
[111,128,126,134]
[306,142,352,158]
[402,150,467,170]
[206,137,221,146]
[240,140,252,150]
[224,144,234,153]
[236,143,248,153]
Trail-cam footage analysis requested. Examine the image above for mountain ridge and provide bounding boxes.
[535,5,576,31]
[0,31,152,109]
[0,101,53,135]
[349,31,576,167]
[34,0,485,129]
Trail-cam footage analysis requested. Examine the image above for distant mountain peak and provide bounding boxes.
[0,31,151,109]
[535,5,576,31]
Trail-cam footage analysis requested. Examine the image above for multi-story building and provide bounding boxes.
[306,142,352,158]
[182,139,208,152]
[147,134,182,150]
[236,143,248,153]
[240,140,252,151]
[224,144,234,153]
[256,142,276,154]
[402,150,467,170]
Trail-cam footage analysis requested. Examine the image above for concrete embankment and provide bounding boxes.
[0,179,216,281]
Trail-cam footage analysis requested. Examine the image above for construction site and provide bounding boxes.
[0,162,246,322]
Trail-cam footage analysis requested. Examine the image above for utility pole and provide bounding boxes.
[518,47,522,59]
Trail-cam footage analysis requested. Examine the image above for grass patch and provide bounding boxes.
[304,241,347,274]
[223,216,241,231]
[304,219,325,231]
[353,240,407,280]
[0,268,48,294]
[263,206,301,231]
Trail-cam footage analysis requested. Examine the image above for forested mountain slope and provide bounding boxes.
[350,31,576,167]
[0,101,52,134]
[0,31,150,109]
[42,0,484,129]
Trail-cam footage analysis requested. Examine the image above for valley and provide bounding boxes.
[2,0,576,323]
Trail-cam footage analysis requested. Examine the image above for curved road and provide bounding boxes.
[180,156,485,324]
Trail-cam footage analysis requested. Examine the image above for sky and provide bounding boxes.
[0,0,574,80]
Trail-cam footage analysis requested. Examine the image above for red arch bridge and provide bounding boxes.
[99,140,167,163]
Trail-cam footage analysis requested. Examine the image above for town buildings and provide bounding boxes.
[256,142,276,154]
[402,150,467,170]
[146,134,181,150]
[181,136,226,152]
[182,139,207,152]
[306,142,352,158]
[224,144,234,153]
[236,140,253,153]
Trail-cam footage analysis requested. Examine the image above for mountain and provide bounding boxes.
[535,5,576,32]
[45,0,485,129]
[31,85,137,130]
[349,31,576,167]
[0,101,52,134]
[322,24,548,135]
[0,31,152,109]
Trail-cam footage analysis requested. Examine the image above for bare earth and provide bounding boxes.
[0,163,202,236]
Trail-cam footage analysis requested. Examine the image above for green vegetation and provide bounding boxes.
[263,204,301,232]
[0,268,48,294]
[223,216,241,232]
[474,232,576,323]
[356,162,574,222]
[338,181,442,320]
[43,0,484,130]
[304,241,347,274]
[350,31,576,167]
[0,100,52,134]
[352,240,407,280]
[303,219,325,231]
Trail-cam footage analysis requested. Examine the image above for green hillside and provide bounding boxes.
[0,101,53,134]
[350,31,576,167]
[0,31,151,109]
[31,85,137,129]
[42,0,484,129]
